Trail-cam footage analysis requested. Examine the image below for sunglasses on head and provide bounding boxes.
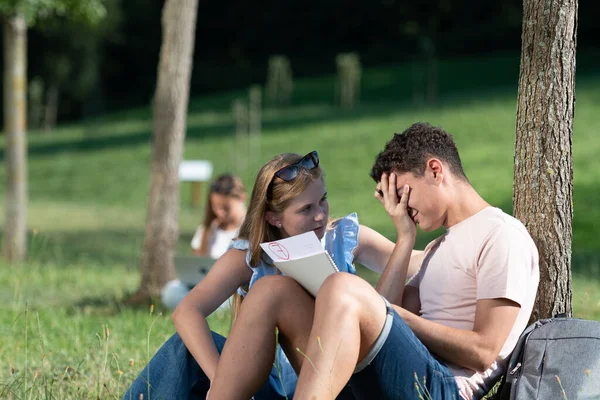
[273,151,320,182]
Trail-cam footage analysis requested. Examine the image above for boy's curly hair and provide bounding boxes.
[370,122,468,182]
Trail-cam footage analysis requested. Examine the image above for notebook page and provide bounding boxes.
[260,231,324,262]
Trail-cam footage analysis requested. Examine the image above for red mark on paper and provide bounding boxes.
[268,242,290,260]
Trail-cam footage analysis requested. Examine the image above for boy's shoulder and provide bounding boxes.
[459,206,533,240]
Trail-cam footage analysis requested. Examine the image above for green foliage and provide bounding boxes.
[0,0,106,26]
[27,0,122,125]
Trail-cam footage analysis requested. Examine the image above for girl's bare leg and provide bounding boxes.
[293,273,387,400]
[208,275,316,399]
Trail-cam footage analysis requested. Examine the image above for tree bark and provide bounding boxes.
[3,14,28,262]
[130,0,198,302]
[513,0,577,320]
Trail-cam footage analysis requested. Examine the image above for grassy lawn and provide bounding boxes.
[1,51,599,398]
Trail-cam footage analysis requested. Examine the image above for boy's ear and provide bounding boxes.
[265,211,281,227]
[427,158,444,183]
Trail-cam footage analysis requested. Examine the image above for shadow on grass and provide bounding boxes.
[0,94,489,161]
[0,100,486,161]
[69,294,126,316]
[68,293,173,316]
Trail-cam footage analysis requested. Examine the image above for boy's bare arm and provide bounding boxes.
[394,298,521,372]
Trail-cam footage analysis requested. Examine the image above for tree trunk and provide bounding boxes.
[513,0,577,320]
[129,0,198,303]
[3,14,28,262]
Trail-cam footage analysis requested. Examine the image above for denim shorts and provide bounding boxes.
[349,298,461,400]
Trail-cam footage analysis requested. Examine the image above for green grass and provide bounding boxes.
[1,261,232,399]
[1,51,600,398]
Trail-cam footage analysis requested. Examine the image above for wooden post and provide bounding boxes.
[335,52,361,109]
[191,181,203,208]
[233,98,249,172]
[266,55,293,106]
[179,160,213,209]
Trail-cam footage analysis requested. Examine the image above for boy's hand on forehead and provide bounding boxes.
[374,172,403,203]
[374,172,417,239]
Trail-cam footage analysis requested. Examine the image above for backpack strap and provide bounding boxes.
[495,319,549,400]
[506,319,546,372]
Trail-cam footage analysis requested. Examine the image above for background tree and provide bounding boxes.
[27,0,121,130]
[0,0,105,262]
[128,0,199,303]
[513,0,578,320]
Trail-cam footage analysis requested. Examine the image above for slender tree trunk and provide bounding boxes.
[513,0,577,320]
[129,0,198,302]
[3,14,28,262]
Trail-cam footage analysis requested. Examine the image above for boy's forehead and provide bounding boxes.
[375,173,413,190]
[391,170,416,184]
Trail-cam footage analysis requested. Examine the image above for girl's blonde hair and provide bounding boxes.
[231,153,323,322]
[197,174,246,256]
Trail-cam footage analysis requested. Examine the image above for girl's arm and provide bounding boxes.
[354,224,423,278]
[172,248,252,381]
[191,226,205,255]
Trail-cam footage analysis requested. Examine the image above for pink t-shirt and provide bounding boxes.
[407,207,539,400]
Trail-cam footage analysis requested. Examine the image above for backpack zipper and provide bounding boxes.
[509,362,522,376]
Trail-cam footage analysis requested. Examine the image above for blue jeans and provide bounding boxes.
[122,331,293,400]
[349,306,461,400]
